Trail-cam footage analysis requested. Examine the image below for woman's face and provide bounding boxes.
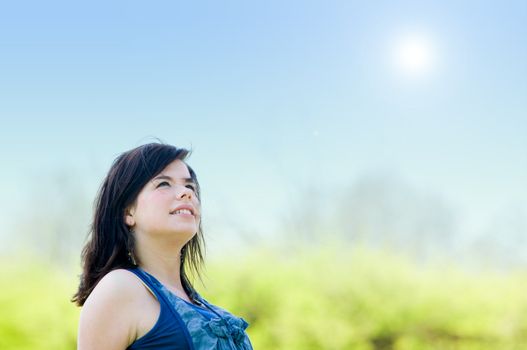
[125,159,201,246]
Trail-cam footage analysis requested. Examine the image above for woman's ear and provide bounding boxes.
[124,208,135,227]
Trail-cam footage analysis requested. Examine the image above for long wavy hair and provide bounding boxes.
[72,142,205,306]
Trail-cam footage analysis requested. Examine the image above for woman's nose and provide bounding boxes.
[178,186,193,199]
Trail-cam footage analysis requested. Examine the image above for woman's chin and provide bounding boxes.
[169,226,198,240]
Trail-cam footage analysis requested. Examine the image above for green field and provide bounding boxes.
[1,245,526,349]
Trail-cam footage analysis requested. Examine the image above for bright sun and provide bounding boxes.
[393,34,436,78]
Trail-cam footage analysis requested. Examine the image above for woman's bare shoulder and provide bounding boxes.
[98,268,145,292]
[78,269,148,350]
[85,269,148,307]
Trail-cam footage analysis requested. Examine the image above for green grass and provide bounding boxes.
[1,245,526,349]
[0,258,78,350]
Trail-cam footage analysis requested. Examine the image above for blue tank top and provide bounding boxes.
[126,267,253,350]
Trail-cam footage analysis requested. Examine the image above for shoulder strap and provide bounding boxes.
[127,268,196,350]
[127,268,158,300]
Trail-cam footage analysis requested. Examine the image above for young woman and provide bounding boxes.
[72,142,253,350]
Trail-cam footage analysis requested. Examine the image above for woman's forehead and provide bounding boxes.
[156,159,192,179]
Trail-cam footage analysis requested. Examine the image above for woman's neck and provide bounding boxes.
[134,233,185,291]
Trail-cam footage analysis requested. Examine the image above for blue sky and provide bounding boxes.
[1,1,525,253]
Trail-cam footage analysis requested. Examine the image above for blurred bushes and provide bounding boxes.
[1,246,527,349]
[202,245,527,349]
[0,257,78,350]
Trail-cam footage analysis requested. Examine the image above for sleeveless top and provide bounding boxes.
[126,267,253,350]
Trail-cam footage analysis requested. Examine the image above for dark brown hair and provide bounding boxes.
[72,142,205,306]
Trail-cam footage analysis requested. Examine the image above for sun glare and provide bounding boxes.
[393,34,436,78]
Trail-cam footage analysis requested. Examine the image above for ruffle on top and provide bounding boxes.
[143,270,253,350]
[205,315,249,345]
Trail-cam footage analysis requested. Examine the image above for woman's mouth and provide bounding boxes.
[170,209,193,216]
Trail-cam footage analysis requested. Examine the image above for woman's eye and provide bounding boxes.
[157,181,170,187]
[186,184,197,192]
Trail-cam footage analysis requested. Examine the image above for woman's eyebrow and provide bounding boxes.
[153,175,195,183]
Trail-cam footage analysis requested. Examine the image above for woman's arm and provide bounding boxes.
[77,269,140,350]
